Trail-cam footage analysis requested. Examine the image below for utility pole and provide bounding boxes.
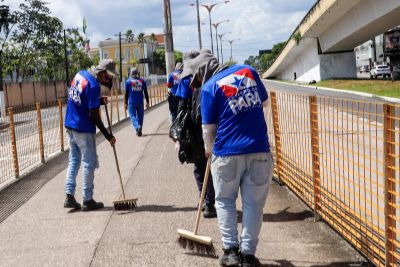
[163,0,175,75]
[196,0,202,50]
[119,32,123,82]
[63,29,70,87]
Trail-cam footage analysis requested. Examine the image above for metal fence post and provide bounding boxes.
[383,104,396,267]
[149,86,153,107]
[36,102,45,163]
[58,99,64,152]
[8,107,19,178]
[309,95,321,221]
[270,92,284,185]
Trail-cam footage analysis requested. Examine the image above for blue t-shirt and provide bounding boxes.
[167,70,182,95]
[175,76,193,100]
[65,70,100,133]
[201,64,270,156]
[126,77,148,105]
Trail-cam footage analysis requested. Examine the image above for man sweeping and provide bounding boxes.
[64,59,117,211]
[185,51,273,267]
[125,67,149,136]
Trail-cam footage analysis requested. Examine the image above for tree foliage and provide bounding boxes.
[153,48,182,74]
[1,0,94,82]
[244,41,287,72]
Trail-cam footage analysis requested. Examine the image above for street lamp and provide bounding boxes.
[217,31,231,64]
[212,19,229,61]
[189,1,230,55]
[226,38,240,62]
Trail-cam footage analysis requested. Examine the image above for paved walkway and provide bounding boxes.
[0,103,369,266]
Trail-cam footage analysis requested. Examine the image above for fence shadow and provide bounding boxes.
[257,259,370,267]
[236,207,313,224]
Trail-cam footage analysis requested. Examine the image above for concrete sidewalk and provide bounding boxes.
[0,103,368,267]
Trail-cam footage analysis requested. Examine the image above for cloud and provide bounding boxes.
[3,0,316,64]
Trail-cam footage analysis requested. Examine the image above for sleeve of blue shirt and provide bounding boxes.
[201,83,218,124]
[167,73,174,85]
[86,82,100,109]
[142,79,147,90]
[125,79,130,93]
[175,77,192,100]
[252,69,268,102]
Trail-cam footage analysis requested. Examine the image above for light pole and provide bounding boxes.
[114,32,134,82]
[212,19,229,61]
[217,31,231,64]
[226,38,240,62]
[190,1,230,55]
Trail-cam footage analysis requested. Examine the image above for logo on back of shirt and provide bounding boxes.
[173,73,181,86]
[68,73,89,105]
[131,79,143,92]
[216,68,261,115]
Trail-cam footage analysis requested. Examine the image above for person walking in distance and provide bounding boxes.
[184,51,273,267]
[125,67,149,136]
[64,59,117,211]
[166,62,183,124]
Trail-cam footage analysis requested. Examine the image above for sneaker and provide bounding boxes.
[138,127,142,137]
[203,204,217,218]
[219,247,240,267]
[241,253,257,267]
[81,199,104,212]
[64,194,81,209]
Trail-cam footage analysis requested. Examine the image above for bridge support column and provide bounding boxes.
[320,51,357,80]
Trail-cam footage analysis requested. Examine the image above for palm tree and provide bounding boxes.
[137,32,145,75]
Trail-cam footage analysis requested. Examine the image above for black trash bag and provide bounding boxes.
[178,122,205,164]
[169,109,190,142]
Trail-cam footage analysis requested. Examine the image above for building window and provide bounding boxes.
[115,49,120,59]
[125,48,130,61]
[103,50,109,59]
[134,48,139,60]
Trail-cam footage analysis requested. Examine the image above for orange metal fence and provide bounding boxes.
[0,84,168,185]
[268,91,399,267]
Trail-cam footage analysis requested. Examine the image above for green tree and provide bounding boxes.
[153,48,183,74]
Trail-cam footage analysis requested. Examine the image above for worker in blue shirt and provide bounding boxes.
[183,50,273,267]
[64,59,117,212]
[166,62,183,124]
[125,67,149,136]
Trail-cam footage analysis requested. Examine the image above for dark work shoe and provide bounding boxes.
[138,127,142,137]
[219,247,240,267]
[81,199,104,211]
[203,204,217,218]
[241,253,257,267]
[64,194,81,209]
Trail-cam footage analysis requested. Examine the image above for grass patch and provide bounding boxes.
[315,79,400,98]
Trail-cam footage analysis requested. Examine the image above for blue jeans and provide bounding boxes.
[128,103,144,130]
[211,152,273,255]
[65,129,99,201]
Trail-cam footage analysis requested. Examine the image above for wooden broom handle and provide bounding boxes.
[104,103,126,199]
[193,157,212,235]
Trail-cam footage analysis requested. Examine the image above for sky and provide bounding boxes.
[4,0,316,64]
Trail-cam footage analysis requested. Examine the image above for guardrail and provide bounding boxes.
[267,91,399,267]
[0,84,168,186]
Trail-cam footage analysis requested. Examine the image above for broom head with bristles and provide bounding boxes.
[177,229,215,256]
[113,198,138,210]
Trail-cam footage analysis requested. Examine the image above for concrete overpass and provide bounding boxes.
[263,0,400,82]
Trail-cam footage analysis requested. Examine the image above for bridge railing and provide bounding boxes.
[0,83,168,186]
[267,91,399,267]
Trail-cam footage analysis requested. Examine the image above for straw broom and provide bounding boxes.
[177,157,215,256]
[104,103,137,210]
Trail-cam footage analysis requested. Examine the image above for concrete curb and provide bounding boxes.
[265,79,400,104]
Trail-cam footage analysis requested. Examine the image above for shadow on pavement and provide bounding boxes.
[258,259,370,267]
[236,207,314,223]
[134,204,197,213]
[141,132,169,137]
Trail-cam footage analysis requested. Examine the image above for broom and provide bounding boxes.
[177,157,215,256]
[104,103,137,210]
